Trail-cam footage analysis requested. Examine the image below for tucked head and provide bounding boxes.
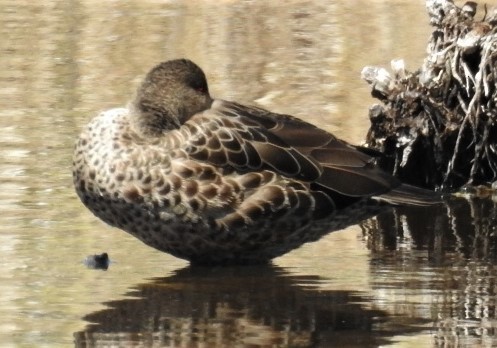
[133,59,213,135]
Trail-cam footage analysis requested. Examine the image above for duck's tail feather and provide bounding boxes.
[374,183,443,206]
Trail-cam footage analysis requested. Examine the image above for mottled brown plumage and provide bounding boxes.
[73,59,439,265]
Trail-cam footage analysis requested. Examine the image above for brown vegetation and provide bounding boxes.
[363,0,497,191]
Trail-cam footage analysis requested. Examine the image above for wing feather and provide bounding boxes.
[183,99,399,197]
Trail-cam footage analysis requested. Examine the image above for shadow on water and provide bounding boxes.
[73,265,425,348]
[362,194,497,347]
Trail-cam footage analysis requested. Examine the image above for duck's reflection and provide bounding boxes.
[74,265,422,347]
[362,195,497,347]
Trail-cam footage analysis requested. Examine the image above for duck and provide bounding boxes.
[72,59,440,265]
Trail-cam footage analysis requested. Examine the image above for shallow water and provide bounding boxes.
[2,0,497,347]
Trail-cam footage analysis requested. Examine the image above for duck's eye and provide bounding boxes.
[188,79,208,94]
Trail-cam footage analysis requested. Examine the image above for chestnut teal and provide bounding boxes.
[73,59,439,265]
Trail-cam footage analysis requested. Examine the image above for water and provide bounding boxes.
[2,0,497,347]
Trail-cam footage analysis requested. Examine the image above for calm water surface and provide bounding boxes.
[2,0,497,347]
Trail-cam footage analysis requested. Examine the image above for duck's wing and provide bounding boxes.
[182,100,399,198]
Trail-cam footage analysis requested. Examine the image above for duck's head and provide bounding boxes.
[132,59,213,136]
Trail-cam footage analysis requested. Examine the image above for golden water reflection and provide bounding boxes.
[2,0,497,347]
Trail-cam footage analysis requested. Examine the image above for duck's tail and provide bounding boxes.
[374,183,443,206]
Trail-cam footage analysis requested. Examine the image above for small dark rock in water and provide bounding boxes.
[83,252,110,270]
